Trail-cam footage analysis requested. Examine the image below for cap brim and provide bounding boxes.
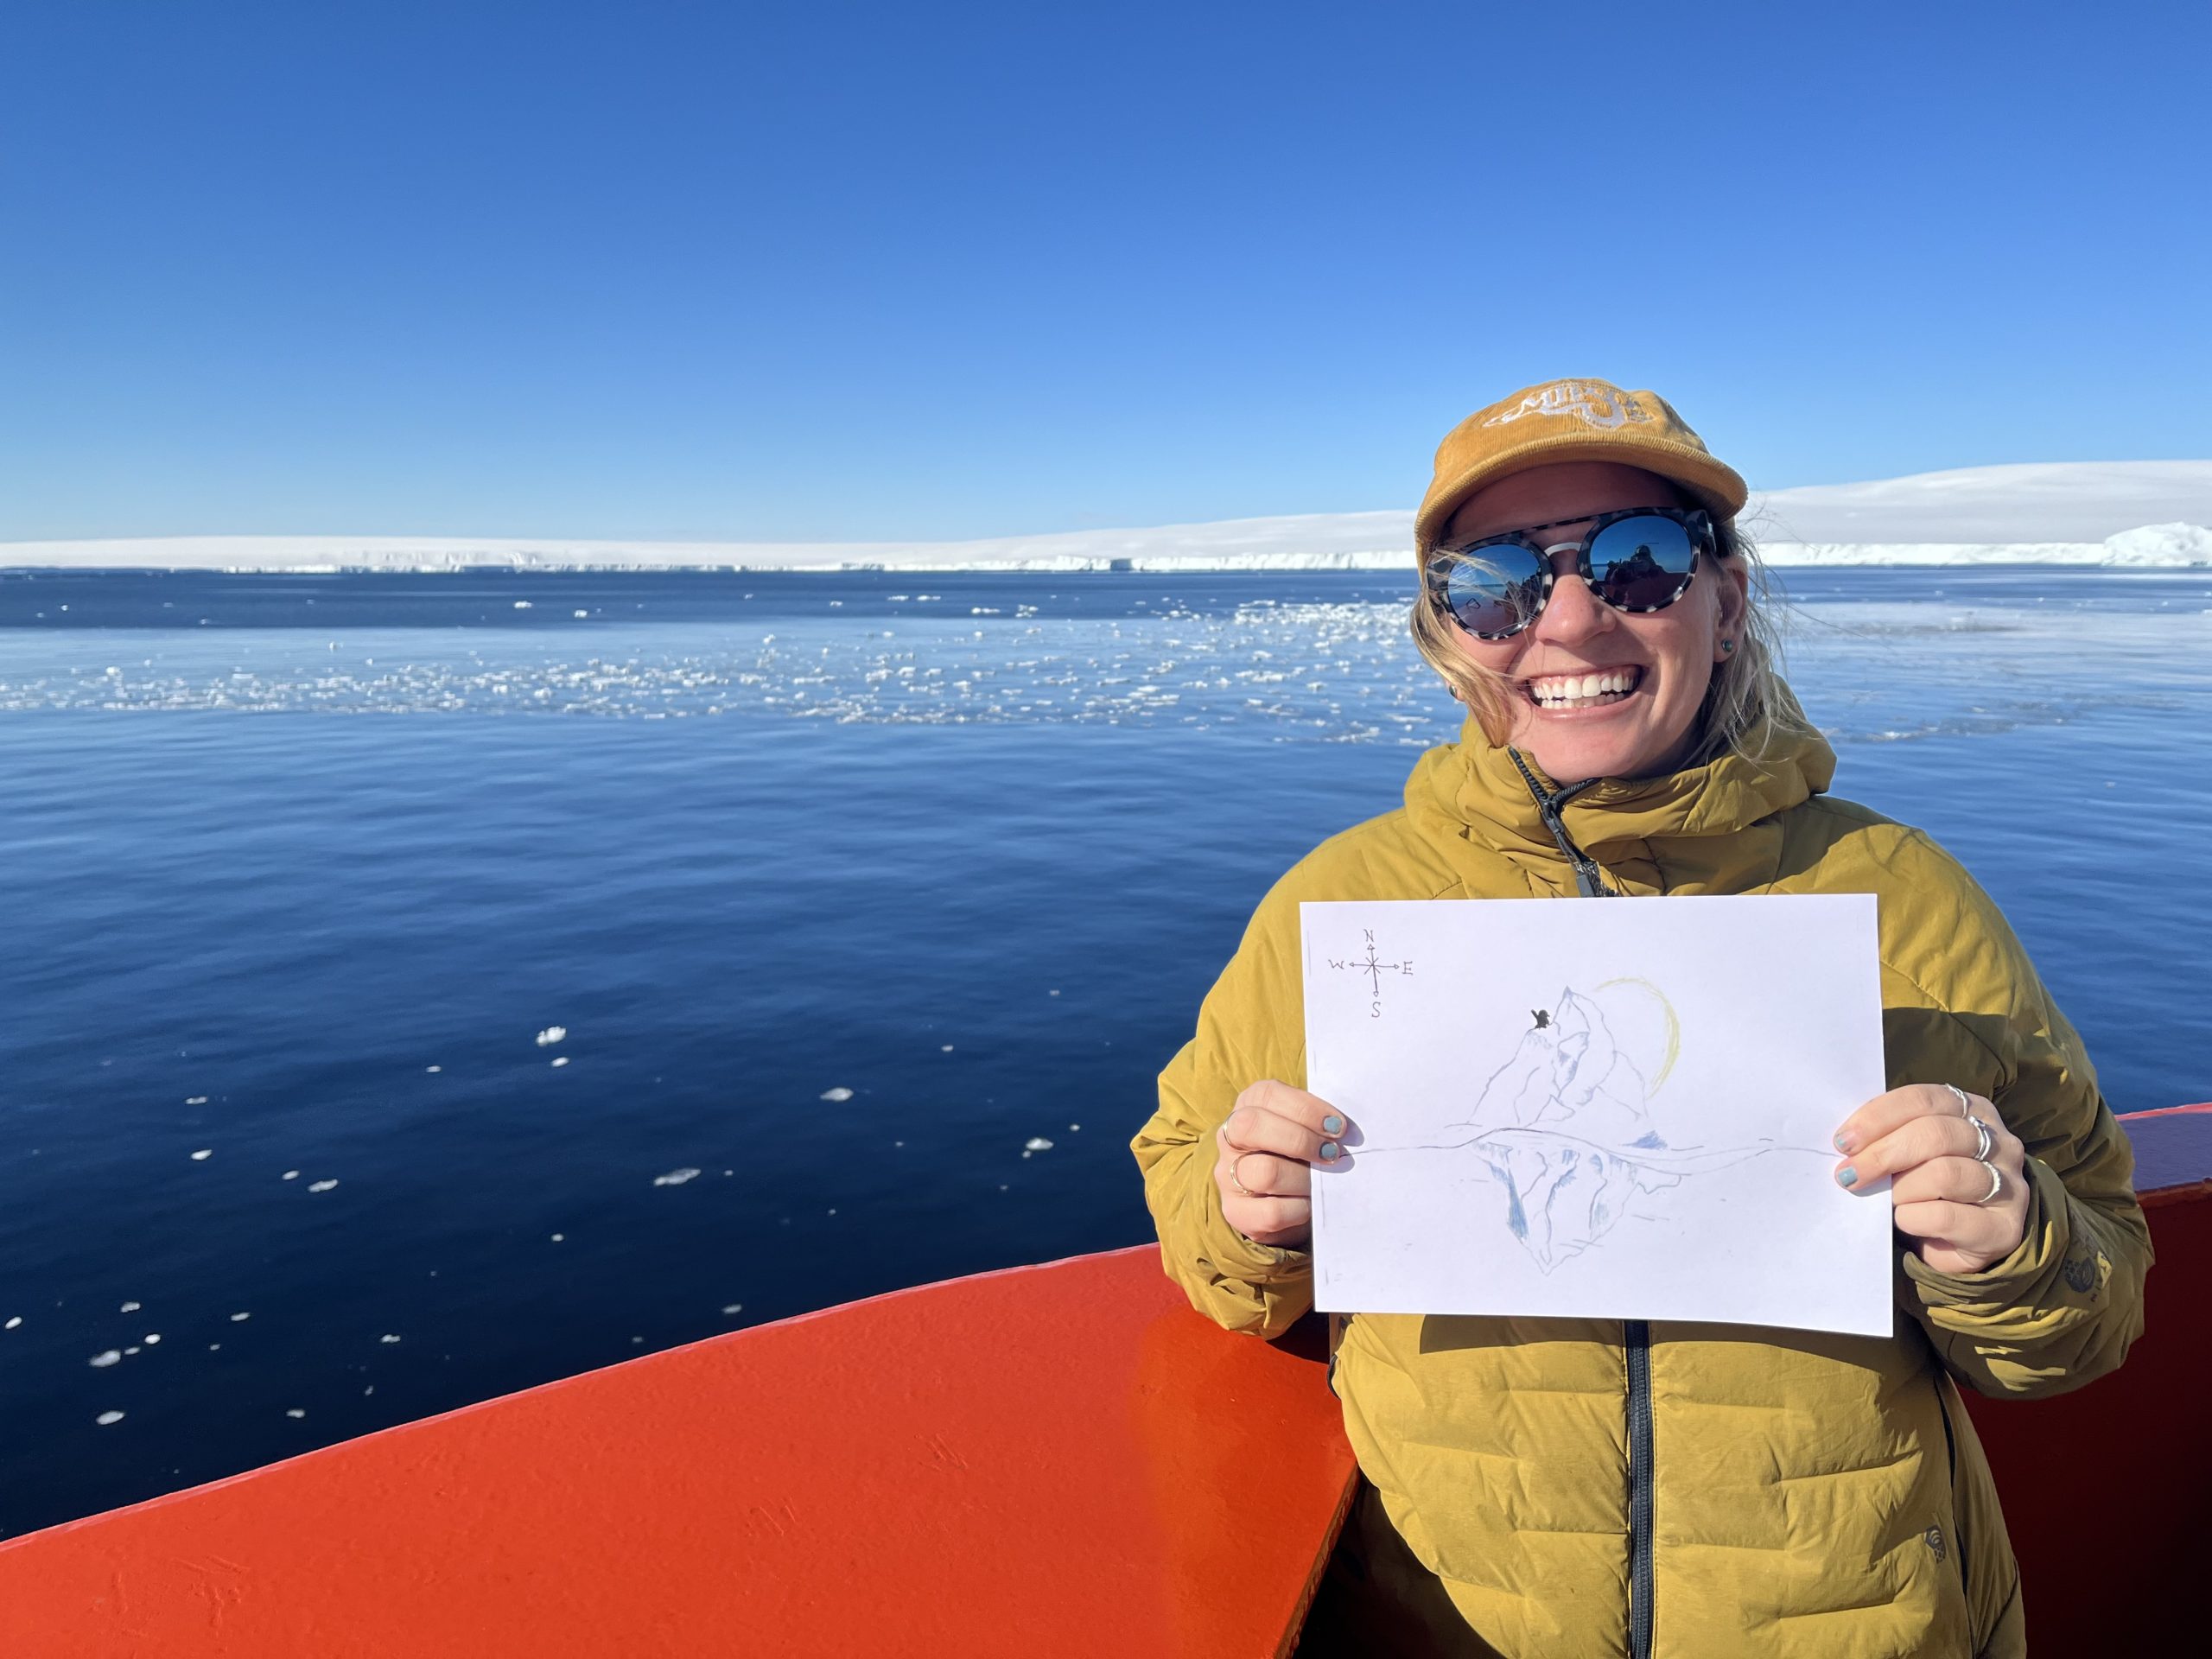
[1415,430,1748,552]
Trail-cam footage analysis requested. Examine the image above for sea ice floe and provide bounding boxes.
[144,1333,160,1344]
[287,1408,306,1418]
[1025,1136,1053,1152]
[379,1333,401,1344]
[426,1065,442,1073]
[120,1300,141,1313]
[653,1167,702,1186]
[0,591,1504,744]
[89,1350,122,1368]
[536,1027,567,1046]
[308,1179,338,1192]
[3,1317,20,1330]
[190,1148,212,1160]
[550,1057,569,1068]
[820,1086,853,1102]
[283,1170,299,1179]
[186,1096,207,1105]
[513,601,532,610]
[721,1303,743,1314]
[550,1232,564,1242]
[231,1312,251,1322]
[96,1410,124,1426]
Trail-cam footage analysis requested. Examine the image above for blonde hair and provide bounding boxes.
[1408,514,1800,768]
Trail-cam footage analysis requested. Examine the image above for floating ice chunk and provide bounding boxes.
[286,1408,306,1418]
[144,1333,161,1344]
[308,1179,338,1192]
[426,1065,442,1073]
[231,1312,251,1321]
[820,1086,853,1102]
[940,1045,954,1052]
[90,1350,122,1368]
[573,609,589,619]
[190,1148,212,1161]
[653,1167,702,1186]
[721,1303,743,1315]
[124,1345,140,1355]
[282,1170,299,1180]
[1026,1136,1054,1152]
[96,1410,124,1426]
[186,1096,207,1106]
[3,1317,20,1330]
[536,1026,567,1046]
[513,601,532,610]
[550,1232,564,1242]
[120,1300,142,1313]
[1048,989,1060,996]
[379,1333,401,1344]
[1069,1124,1081,1132]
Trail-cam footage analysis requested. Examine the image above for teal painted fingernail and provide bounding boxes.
[1319,1141,1341,1162]
[1834,1131,1857,1154]
[1322,1115,1344,1135]
[1835,1166,1859,1188]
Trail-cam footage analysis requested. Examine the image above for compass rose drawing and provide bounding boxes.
[1328,929,1412,1019]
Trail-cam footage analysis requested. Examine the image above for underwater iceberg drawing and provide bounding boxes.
[1427,985,1772,1271]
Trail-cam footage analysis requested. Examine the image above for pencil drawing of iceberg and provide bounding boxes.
[1424,983,1772,1271]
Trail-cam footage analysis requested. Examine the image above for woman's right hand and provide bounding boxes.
[1212,1080,1351,1249]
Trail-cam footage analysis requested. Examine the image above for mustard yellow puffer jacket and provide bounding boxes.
[1132,711,2149,1659]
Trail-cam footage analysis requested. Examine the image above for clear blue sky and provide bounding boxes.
[3,1,2207,541]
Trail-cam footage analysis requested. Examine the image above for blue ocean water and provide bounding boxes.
[2,565,2209,1537]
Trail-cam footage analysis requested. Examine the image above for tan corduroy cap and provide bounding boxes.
[1415,378,1748,552]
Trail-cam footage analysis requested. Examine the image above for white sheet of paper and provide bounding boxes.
[1300,895,1894,1337]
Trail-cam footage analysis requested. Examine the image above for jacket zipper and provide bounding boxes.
[1509,749,1653,1656]
[1625,1319,1656,1659]
[1506,749,1612,897]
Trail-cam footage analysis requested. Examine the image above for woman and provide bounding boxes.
[1130,378,2149,1659]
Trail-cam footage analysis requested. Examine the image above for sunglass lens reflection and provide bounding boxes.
[1441,546,1546,636]
[1589,515,1697,608]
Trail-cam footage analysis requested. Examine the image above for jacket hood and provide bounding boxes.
[1404,685,1837,893]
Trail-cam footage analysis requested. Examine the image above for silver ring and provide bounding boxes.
[1970,1117,1994,1162]
[1972,1159,2003,1205]
[1945,1083,1974,1119]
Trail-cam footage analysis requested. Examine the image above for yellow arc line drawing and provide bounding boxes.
[1594,976,1680,1094]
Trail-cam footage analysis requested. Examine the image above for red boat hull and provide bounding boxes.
[1,1107,2203,1655]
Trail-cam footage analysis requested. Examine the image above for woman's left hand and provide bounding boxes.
[1833,1084,2030,1275]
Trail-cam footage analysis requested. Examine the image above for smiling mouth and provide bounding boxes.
[1521,666,1644,710]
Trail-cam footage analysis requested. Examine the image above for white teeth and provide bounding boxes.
[1526,667,1639,708]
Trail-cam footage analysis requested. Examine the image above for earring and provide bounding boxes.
[1720,639,1735,654]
